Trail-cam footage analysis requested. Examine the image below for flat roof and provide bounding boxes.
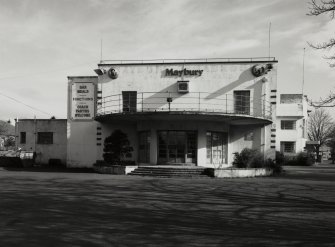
[18,119,67,121]
[67,76,98,79]
[98,57,278,66]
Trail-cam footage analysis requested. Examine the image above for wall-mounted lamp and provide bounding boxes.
[108,68,118,79]
[251,63,273,77]
[94,68,106,75]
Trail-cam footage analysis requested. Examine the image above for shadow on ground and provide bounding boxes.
[0,165,334,246]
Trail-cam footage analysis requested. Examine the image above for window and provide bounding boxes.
[234,91,250,115]
[281,120,296,130]
[37,132,53,144]
[20,132,26,144]
[138,131,150,163]
[206,132,228,164]
[122,91,137,112]
[281,142,295,153]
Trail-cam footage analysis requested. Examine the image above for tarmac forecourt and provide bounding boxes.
[0,164,334,246]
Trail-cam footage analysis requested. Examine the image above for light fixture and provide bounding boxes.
[94,68,106,75]
[108,68,118,79]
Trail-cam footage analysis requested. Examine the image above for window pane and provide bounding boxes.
[138,131,150,163]
[122,91,137,112]
[37,132,53,144]
[206,131,228,164]
[281,120,296,130]
[281,142,295,153]
[234,91,250,115]
[20,132,26,144]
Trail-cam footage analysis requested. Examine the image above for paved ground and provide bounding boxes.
[0,165,334,247]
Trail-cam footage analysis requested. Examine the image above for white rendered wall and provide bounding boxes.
[16,119,67,165]
[98,62,277,118]
[67,76,98,168]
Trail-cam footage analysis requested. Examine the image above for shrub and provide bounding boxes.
[103,129,134,165]
[275,151,285,165]
[233,148,283,174]
[284,152,313,166]
[233,148,264,168]
[48,159,64,167]
[264,158,283,174]
[0,157,22,167]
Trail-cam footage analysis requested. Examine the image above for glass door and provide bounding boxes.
[158,131,197,164]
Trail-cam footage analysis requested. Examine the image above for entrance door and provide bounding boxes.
[206,132,228,165]
[158,131,196,164]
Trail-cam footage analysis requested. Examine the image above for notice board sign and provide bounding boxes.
[70,82,95,120]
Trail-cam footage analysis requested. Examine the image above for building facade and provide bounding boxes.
[16,119,67,165]
[275,94,309,155]
[67,58,278,168]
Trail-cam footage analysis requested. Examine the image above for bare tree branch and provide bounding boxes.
[307,93,335,107]
[308,0,335,17]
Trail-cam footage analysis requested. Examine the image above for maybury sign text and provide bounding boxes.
[165,68,203,77]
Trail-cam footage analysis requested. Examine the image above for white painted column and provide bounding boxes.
[197,128,207,167]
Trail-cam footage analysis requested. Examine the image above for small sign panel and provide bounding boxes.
[71,82,95,120]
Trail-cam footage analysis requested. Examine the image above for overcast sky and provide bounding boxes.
[0,0,334,120]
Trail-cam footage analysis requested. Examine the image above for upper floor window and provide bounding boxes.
[122,91,137,112]
[281,120,296,130]
[20,132,26,144]
[281,141,295,153]
[234,91,250,115]
[37,132,53,144]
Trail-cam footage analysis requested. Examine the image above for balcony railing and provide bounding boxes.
[97,92,272,120]
[99,57,276,65]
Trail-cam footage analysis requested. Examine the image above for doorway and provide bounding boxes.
[158,131,197,164]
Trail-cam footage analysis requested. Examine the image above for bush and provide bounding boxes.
[0,157,22,167]
[233,148,283,174]
[264,158,283,174]
[233,148,265,168]
[48,159,64,167]
[275,151,285,165]
[103,129,134,165]
[284,152,313,166]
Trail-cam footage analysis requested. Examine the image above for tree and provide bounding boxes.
[103,129,133,164]
[308,0,335,106]
[308,0,335,60]
[308,108,334,161]
[326,138,335,163]
[0,121,9,136]
[4,136,15,149]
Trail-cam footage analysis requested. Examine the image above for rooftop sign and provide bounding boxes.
[165,68,203,77]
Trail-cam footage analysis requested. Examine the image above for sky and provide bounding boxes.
[1,0,335,121]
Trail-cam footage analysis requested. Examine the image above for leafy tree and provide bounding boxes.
[308,108,334,161]
[103,129,133,164]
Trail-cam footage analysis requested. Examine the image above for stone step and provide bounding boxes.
[128,166,211,178]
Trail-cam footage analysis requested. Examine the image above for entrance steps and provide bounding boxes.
[128,166,211,178]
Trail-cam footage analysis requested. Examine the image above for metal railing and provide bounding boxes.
[97,92,272,120]
[99,57,276,64]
